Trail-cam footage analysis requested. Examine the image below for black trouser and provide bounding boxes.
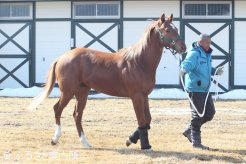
[189,92,216,132]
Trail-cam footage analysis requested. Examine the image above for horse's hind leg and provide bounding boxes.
[51,92,73,145]
[73,87,91,148]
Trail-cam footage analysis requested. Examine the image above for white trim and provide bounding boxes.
[0,2,33,20]
[73,1,120,19]
[123,1,180,18]
[182,1,232,19]
[36,1,71,19]
[235,1,246,18]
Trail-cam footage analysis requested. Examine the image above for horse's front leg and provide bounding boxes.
[143,96,152,126]
[127,94,152,150]
[126,96,151,147]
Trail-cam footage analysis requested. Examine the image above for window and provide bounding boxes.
[207,4,230,16]
[0,3,32,19]
[184,4,206,16]
[75,4,96,17]
[183,1,231,19]
[73,2,120,19]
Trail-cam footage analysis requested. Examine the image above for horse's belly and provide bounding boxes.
[91,82,128,97]
[85,75,128,97]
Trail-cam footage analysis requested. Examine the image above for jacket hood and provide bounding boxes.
[189,42,213,54]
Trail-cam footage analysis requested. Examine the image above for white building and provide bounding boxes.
[0,0,245,93]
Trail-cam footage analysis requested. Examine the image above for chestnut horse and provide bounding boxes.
[29,14,186,150]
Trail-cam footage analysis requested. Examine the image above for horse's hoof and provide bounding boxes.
[51,139,57,145]
[126,139,132,147]
[83,143,92,148]
[84,145,92,148]
[142,148,153,152]
[80,139,92,148]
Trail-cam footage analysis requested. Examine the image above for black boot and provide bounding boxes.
[191,130,209,150]
[126,125,150,147]
[182,124,191,143]
[126,128,139,146]
[138,126,152,150]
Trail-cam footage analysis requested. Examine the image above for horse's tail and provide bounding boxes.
[28,59,58,111]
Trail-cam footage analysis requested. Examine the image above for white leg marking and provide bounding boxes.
[51,125,61,144]
[80,132,92,148]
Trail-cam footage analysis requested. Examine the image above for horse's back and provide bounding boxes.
[55,47,128,96]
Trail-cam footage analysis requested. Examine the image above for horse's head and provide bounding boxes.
[155,13,186,54]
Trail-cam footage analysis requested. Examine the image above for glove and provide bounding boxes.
[216,66,224,76]
[179,68,186,77]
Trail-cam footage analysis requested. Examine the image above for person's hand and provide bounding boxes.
[179,68,186,77]
[216,66,224,76]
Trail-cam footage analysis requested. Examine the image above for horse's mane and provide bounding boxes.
[120,21,158,60]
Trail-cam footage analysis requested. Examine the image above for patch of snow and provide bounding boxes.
[0,87,246,100]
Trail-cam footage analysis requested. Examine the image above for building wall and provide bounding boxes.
[234,1,246,86]
[35,21,71,83]
[34,0,181,85]
[123,1,179,18]
[36,1,71,18]
[35,2,71,83]
[0,22,31,88]
[123,1,180,86]
[1,0,246,91]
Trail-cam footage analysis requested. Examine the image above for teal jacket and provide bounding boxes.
[181,42,215,92]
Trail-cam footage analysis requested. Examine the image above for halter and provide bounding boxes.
[155,27,183,55]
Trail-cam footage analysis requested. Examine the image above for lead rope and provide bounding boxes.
[214,74,220,102]
[174,55,220,117]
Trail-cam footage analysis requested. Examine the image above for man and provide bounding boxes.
[180,34,224,150]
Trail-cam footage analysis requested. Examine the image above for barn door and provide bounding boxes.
[183,21,232,92]
[72,21,119,52]
[0,22,32,89]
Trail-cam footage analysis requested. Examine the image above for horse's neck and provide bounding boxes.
[139,33,163,75]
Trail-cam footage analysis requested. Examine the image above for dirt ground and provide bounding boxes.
[0,97,245,163]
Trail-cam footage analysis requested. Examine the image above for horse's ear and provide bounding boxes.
[169,14,173,22]
[160,13,165,24]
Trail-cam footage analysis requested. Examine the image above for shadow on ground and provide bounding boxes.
[85,147,245,163]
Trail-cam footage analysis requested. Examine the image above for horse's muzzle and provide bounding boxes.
[176,42,187,54]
